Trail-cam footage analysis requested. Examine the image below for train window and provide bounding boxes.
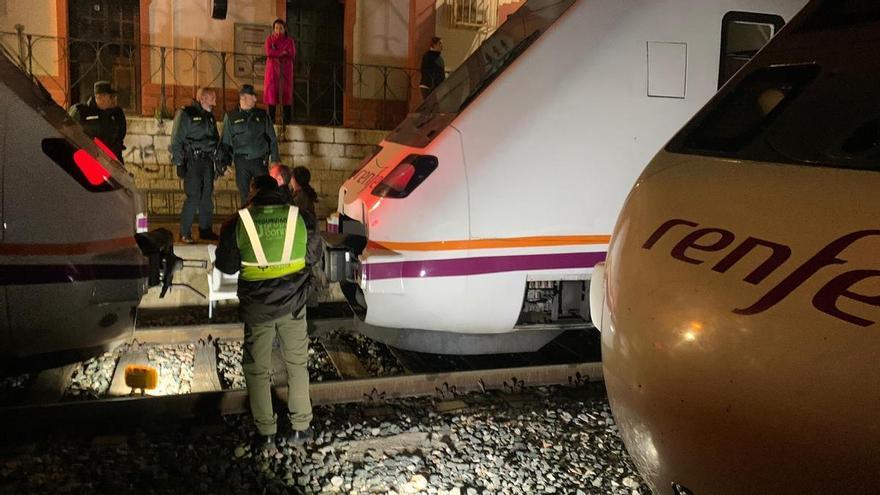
[796,0,880,32]
[669,62,880,172]
[681,64,819,153]
[718,12,784,88]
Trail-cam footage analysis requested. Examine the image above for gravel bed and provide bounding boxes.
[65,352,117,399]
[332,332,405,377]
[145,345,196,396]
[218,339,340,390]
[217,340,247,389]
[0,387,648,494]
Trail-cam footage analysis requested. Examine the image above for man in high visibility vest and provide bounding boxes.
[215,175,322,456]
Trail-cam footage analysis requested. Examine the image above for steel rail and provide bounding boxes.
[0,362,602,432]
[132,317,355,344]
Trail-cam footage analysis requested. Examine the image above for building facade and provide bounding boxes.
[0,0,522,129]
[0,0,521,219]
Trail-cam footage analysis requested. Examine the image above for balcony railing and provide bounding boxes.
[0,28,423,130]
[449,0,499,29]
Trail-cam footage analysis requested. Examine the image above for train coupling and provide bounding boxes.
[321,232,365,284]
[134,228,183,298]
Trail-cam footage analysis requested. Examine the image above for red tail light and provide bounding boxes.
[73,149,111,186]
[42,138,119,192]
[381,163,416,192]
[93,137,119,161]
[371,155,438,198]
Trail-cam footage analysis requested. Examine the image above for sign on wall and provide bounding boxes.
[234,23,271,78]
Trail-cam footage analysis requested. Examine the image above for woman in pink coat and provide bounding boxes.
[264,19,296,124]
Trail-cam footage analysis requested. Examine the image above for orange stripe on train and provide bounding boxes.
[367,235,612,252]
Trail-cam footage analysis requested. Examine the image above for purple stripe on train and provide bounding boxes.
[363,251,607,280]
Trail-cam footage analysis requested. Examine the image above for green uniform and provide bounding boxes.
[169,101,220,238]
[220,107,280,162]
[221,107,281,206]
[228,202,312,436]
[169,102,220,166]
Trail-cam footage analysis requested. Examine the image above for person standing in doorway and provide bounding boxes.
[419,37,445,100]
[69,81,127,163]
[220,84,282,206]
[170,87,220,243]
[264,18,296,125]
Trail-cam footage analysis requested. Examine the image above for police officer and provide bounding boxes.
[220,84,281,206]
[69,81,127,163]
[170,87,220,243]
[215,175,322,455]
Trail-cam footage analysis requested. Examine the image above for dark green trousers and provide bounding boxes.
[242,307,312,435]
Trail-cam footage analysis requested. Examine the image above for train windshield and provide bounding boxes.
[387,0,576,148]
[666,0,880,172]
[668,60,880,172]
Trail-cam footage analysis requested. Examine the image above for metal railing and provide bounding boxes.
[1,28,423,130]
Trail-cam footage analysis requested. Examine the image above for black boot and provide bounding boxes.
[284,427,313,446]
[199,229,219,241]
[251,434,277,456]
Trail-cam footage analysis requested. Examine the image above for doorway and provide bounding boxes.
[287,0,345,125]
[68,0,140,112]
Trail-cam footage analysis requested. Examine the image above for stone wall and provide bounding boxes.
[122,117,386,220]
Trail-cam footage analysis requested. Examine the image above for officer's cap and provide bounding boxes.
[239,84,257,96]
[94,81,117,95]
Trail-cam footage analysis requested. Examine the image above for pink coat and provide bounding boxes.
[263,34,296,106]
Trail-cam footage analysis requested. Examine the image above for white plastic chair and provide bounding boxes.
[206,244,239,318]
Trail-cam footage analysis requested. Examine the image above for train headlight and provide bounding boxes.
[371,155,438,198]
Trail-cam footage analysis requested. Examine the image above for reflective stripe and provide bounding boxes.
[281,205,299,263]
[238,208,269,266]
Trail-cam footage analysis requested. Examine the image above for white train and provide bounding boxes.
[329,0,808,354]
[0,48,151,368]
[592,0,880,492]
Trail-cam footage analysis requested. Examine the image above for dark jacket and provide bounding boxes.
[291,189,316,218]
[420,50,446,89]
[219,107,280,163]
[69,97,127,162]
[215,187,323,324]
[169,100,219,167]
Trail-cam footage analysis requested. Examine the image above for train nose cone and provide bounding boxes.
[602,155,880,494]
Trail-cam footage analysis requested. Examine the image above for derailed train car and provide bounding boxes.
[592,0,880,492]
[328,0,807,354]
[0,48,152,368]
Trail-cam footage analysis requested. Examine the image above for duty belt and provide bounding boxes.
[190,149,213,158]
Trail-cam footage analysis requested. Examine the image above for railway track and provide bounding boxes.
[0,313,603,433]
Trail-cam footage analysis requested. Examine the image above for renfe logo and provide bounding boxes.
[642,219,880,327]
